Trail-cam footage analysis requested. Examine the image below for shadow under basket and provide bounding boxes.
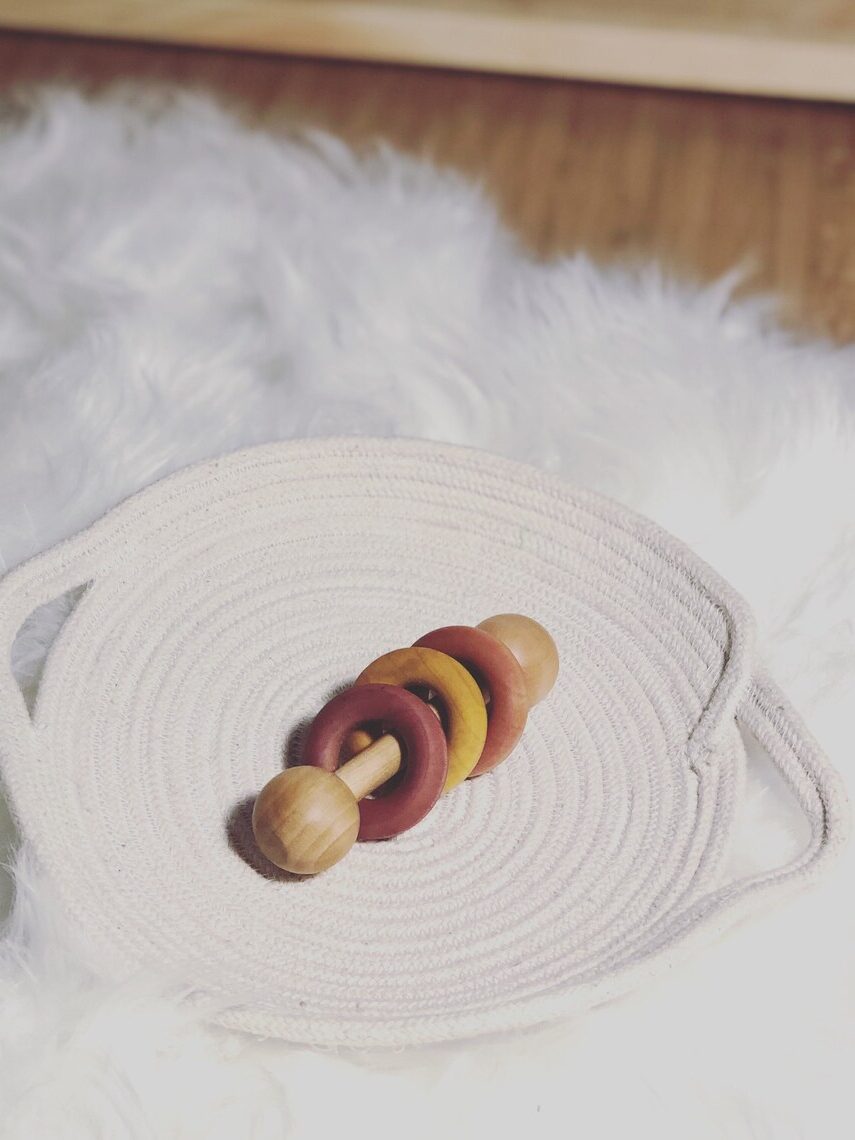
[0,437,848,1047]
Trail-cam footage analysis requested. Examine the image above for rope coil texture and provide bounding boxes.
[0,438,847,1046]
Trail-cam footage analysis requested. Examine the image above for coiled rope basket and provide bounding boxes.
[0,438,847,1047]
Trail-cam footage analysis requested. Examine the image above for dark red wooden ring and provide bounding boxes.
[302,683,449,841]
[413,625,529,776]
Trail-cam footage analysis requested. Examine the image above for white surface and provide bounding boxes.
[0,87,852,1137]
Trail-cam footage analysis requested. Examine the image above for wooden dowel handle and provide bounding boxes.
[341,698,444,794]
[336,733,403,800]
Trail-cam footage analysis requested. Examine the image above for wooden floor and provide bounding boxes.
[1,30,855,340]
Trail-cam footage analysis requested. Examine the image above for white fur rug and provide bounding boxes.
[0,87,852,1139]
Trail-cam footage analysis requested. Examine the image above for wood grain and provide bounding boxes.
[476,615,560,708]
[335,733,403,800]
[0,31,854,339]
[3,0,855,100]
[251,765,361,875]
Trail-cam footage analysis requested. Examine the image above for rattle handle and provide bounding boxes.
[336,733,403,800]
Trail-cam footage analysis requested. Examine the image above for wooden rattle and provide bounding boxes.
[252,614,559,876]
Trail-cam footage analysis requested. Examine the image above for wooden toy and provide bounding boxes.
[252,614,559,875]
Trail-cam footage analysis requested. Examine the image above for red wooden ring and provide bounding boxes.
[302,684,449,841]
[413,625,529,776]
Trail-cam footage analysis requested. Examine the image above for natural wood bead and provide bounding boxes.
[477,614,559,707]
[251,766,360,876]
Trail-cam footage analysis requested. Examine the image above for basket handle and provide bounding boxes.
[676,673,849,936]
[737,673,848,879]
[0,534,105,760]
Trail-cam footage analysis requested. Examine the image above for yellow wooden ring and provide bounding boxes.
[355,646,488,791]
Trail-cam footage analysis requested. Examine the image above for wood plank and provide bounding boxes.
[2,0,855,102]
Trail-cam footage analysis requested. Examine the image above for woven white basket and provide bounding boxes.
[0,438,847,1047]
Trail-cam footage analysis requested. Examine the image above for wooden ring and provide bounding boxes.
[302,684,448,841]
[355,647,488,790]
[413,625,529,776]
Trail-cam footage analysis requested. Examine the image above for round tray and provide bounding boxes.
[0,439,847,1046]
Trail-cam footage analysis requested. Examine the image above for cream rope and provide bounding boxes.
[0,438,848,1047]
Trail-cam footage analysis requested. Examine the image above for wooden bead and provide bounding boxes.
[251,766,360,876]
[477,614,559,707]
[355,646,488,791]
